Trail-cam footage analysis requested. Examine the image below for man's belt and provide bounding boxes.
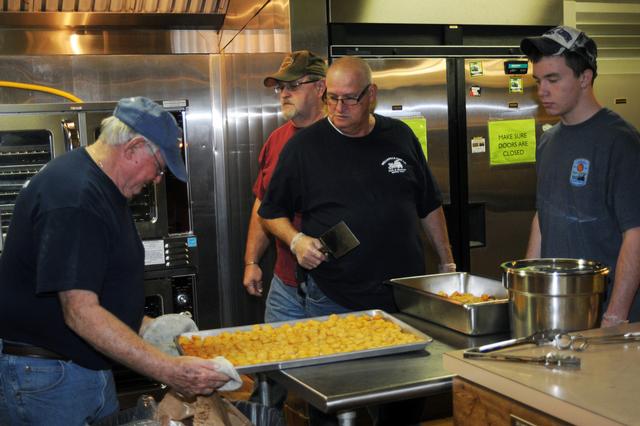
[1,340,69,361]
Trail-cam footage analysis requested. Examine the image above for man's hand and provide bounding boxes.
[242,264,263,296]
[292,235,327,270]
[164,356,231,398]
[60,290,231,398]
[601,312,629,328]
[438,262,457,273]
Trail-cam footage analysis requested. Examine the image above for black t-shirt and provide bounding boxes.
[259,115,442,311]
[0,148,145,370]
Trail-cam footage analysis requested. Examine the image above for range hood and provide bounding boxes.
[0,0,228,29]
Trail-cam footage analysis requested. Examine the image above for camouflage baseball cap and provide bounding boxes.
[263,50,327,87]
[521,26,597,71]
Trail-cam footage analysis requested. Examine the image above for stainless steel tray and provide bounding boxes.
[388,273,509,336]
[176,310,432,374]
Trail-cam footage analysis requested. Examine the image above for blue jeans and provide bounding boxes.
[300,274,352,318]
[264,274,351,323]
[264,274,307,323]
[0,339,119,426]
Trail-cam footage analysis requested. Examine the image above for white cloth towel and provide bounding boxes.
[142,313,198,356]
[142,314,242,392]
[209,356,243,392]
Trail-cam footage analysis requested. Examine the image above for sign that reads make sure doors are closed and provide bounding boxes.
[488,118,536,166]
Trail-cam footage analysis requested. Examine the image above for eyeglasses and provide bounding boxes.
[326,84,371,106]
[145,143,164,178]
[274,79,319,94]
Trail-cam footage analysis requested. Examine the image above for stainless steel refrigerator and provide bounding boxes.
[361,57,555,279]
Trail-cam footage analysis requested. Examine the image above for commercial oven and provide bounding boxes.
[0,100,199,321]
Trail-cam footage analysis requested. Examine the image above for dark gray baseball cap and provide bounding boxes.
[521,25,597,71]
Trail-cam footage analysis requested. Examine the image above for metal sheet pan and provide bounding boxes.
[387,273,509,335]
[176,310,432,374]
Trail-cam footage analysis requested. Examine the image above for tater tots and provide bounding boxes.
[178,313,424,367]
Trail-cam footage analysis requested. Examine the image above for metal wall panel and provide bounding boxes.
[217,52,287,326]
[290,0,328,56]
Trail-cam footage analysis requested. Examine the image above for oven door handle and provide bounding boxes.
[61,119,80,151]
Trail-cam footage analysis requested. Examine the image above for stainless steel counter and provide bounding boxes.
[266,313,510,416]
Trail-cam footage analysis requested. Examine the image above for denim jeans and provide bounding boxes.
[300,274,351,318]
[0,339,119,426]
[264,274,351,324]
[264,274,307,323]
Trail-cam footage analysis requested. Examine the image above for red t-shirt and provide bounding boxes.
[253,121,302,286]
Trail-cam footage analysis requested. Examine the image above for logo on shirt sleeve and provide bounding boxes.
[382,157,407,174]
[570,158,590,187]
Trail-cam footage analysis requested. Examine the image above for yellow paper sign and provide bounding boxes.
[400,116,428,160]
[488,119,536,165]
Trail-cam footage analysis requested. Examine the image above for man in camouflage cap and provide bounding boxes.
[522,26,640,327]
[243,50,326,320]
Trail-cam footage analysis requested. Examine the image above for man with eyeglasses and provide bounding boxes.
[260,55,454,314]
[0,97,233,426]
[242,50,326,323]
[259,56,454,425]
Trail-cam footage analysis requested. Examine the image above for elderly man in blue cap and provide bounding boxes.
[0,97,233,426]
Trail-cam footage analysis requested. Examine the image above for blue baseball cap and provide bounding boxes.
[113,96,187,182]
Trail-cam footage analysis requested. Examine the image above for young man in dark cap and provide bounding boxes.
[242,50,326,323]
[522,26,640,327]
[0,97,232,425]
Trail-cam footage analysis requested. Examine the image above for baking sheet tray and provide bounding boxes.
[176,310,432,374]
[387,273,509,336]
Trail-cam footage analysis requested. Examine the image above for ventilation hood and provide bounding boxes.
[0,0,228,29]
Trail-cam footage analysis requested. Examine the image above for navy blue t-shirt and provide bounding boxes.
[537,109,640,273]
[0,148,144,370]
[259,115,442,311]
[536,108,640,321]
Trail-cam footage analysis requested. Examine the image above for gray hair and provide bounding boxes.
[98,116,157,152]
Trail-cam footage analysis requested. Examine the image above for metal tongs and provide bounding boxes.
[553,331,640,352]
[463,330,581,370]
[472,330,558,353]
[474,330,640,353]
[463,350,581,369]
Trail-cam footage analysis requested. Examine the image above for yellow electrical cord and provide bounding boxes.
[0,81,83,103]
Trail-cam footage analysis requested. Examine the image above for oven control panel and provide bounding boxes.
[142,233,198,271]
